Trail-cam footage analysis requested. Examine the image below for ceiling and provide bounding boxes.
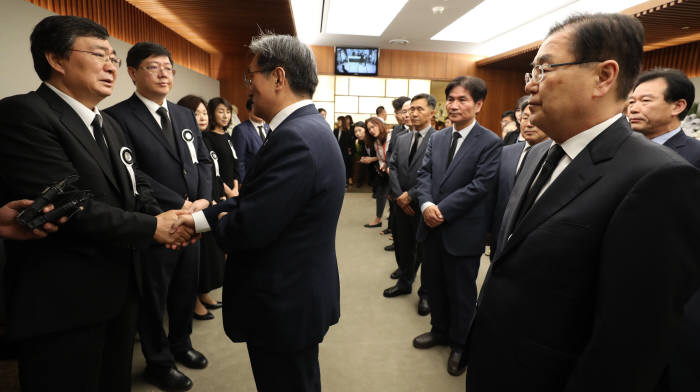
[126,0,699,70]
[126,0,296,55]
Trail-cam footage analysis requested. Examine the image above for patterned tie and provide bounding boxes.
[156,106,176,151]
[514,144,566,226]
[447,132,462,166]
[257,125,266,143]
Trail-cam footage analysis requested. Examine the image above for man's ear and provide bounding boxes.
[127,66,138,84]
[45,52,66,76]
[272,67,286,88]
[593,60,619,98]
[671,99,687,118]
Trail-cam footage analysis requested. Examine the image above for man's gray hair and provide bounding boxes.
[249,33,318,98]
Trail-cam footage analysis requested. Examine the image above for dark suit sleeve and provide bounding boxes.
[212,130,315,254]
[563,164,700,391]
[388,137,402,197]
[0,98,156,248]
[416,135,435,207]
[231,124,247,182]
[437,139,501,222]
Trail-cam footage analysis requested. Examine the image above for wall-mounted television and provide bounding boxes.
[335,47,379,76]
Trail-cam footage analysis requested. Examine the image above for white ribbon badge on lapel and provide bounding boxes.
[181,129,199,164]
[119,146,139,196]
[210,151,221,178]
[227,140,238,159]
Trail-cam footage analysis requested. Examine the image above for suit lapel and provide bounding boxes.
[409,128,434,171]
[102,118,134,208]
[440,125,482,188]
[167,101,189,165]
[496,119,631,262]
[664,130,686,150]
[37,85,119,192]
[127,94,180,162]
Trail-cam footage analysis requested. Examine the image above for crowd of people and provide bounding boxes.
[0,10,699,392]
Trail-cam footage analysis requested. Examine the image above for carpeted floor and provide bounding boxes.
[130,192,491,391]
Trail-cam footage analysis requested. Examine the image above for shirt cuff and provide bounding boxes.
[420,202,435,213]
[193,210,211,233]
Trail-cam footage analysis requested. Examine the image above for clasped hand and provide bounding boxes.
[153,199,209,249]
[423,205,444,228]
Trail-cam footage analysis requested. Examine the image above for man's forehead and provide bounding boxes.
[533,30,572,64]
[143,55,171,64]
[75,36,114,52]
[411,98,428,107]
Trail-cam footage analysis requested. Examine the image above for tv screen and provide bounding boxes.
[335,47,379,76]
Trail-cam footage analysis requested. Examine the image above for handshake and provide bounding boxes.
[152,199,206,249]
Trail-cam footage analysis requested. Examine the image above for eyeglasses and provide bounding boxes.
[524,60,603,85]
[69,49,121,67]
[243,69,264,86]
[140,64,174,75]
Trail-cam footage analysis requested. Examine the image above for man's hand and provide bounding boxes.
[396,192,411,208]
[223,182,239,198]
[154,209,194,247]
[190,199,209,212]
[0,200,66,240]
[423,205,444,228]
[400,204,416,216]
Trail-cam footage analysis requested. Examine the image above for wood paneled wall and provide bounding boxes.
[642,41,700,78]
[311,45,525,133]
[27,0,213,77]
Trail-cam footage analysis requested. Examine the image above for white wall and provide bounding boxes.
[0,0,220,107]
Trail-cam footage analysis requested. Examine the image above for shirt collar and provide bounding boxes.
[135,91,168,117]
[268,99,314,132]
[558,113,622,161]
[452,118,477,139]
[651,127,682,145]
[416,125,431,137]
[250,120,265,128]
[45,82,100,129]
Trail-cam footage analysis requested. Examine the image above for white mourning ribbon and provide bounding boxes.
[119,146,138,196]
[227,139,238,159]
[181,129,198,164]
[210,151,221,178]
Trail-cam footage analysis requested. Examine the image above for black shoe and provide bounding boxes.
[384,244,395,251]
[380,228,391,235]
[203,301,222,310]
[447,350,467,376]
[390,268,401,279]
[193,311,214,320]
[145,366,193,391]
[174,349,208,369]
[413,332,448,349]
[364,222,382,228]
[383,284,411,298]
[418,297,430,316]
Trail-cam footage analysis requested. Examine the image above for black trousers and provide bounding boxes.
[423,231,480,351]
[247,343,321,392]
[139,244,199,368]
[17,279,139,392]
[393,205,426,297]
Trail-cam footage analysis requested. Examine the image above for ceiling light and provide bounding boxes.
[432,6,445,15]
[325,0,409,36]
[290,0,325,44]
[389,38,410,45]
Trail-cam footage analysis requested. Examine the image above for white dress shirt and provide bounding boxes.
[535,113,622,200]
[651,127,681,145]
[135,91,169,128]
[193,99,315,232]
[45,82,101,139]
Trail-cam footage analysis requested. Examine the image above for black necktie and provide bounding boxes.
[515,145,532,178]
[156,106,176,151]
[447,132,462,166]
[257,125,266,142]
[408,132,422,164]
[91,114,111,162]
[514,144,566,226]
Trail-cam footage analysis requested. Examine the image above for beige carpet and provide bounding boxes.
[129,191,490,391]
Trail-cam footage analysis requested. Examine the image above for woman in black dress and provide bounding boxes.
[177,95,239,320]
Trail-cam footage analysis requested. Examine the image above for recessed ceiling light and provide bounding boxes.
[389,38,410,45]
[325,0,409,36]
[432,6,445,15]
[681,26,690,30]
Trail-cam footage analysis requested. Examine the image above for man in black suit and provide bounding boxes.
[178,33,345,392]
[628,67,700,391]
[232,97,270,184]
[106,42,212,391]
[413,76,502,376]
[628,68,700,167]
[467,13,700,391]
[491,99,550,257]
[0,16,190,392]
[385,94,435,314]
